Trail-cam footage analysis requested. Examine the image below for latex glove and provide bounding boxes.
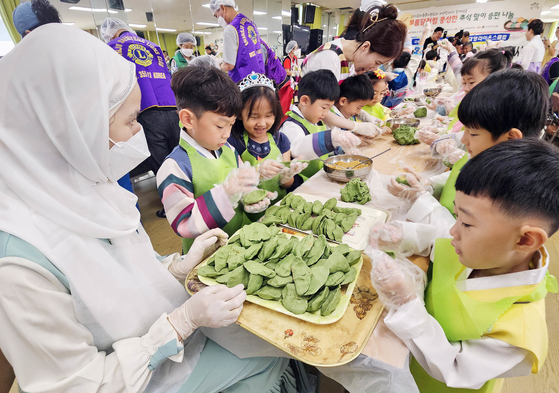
[244,191,277,214]
[168,284,246,340]
[388,168,433,203]
[351,121,382,138]
[258,159,284,181]
[368,249,419,309]
[221,163,259,207]
[278,159,308,186]
[332,128,362,151]
[357,109,384,127]
[415,127,439,145]
[168,228,228,282]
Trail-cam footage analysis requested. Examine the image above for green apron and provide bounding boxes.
[284,110,328,181]
[447,103,461,133]
[172,52,189,70]
[241,131,286,220]
[362,103,387,121]
[179,138,250,253]
[411,238,557,393]
[439,154,468,216]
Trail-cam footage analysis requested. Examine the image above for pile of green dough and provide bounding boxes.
[340,179,371,205]
[414,107,427,118]
[243,189,268,205]
[393,124,420,145]
[261,193,361,242]
[197,223,362,316]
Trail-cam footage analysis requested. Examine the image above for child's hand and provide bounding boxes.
[221,165,259,205]
[278,159,308,186]
[258,160,284,180]
[244,191,277,214]
[415,127,439,145]
[388,168,433,203]
[357,109,384,126]
[332,128,362,151]
[421,22,431,42]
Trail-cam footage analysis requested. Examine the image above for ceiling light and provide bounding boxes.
[258,27,268,30]
[129,23,147,28]
[202,3,211,7]
[191,31,212,34]
[69,6,131,13]
[542,10,551,15]
[552,4,559,9]
[272,16,282,20]
[476,0,487,3]
[156,28,177,32]
[253,11,267,15]
[273,30,282,33]
[196,22,220,26]
[282,10,291,17]
[63,22,75,26]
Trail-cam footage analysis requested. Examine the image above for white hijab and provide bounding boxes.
[0,24,195,369]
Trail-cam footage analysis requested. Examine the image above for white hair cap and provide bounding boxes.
[189,54,221,68]
[177,32,196,46]
[100,18,135,43]
[209,0,236,14]
[286,40,298,54]
[359,0,386,12]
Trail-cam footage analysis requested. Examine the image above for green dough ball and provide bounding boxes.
[254,285,282,300]
[275,254,296,277]
[266,274,294,288]
[340,178,371,205]
[341,267,357,285]
[291,258,311,296]
[346,250,362,266]
[325,271,345,287]
[243,189,268,205]
[321,286,342,316]
[281,283,308,314]
[295,234,315,259]
[303,201,313,214]
[395,175,410,186]
[307,286,330,312]
[246,274,264,295]
[323,197,338,211]
[414,107,427,118]
[332,244,350,256]
[312,200,323,215]
[244,243,263,260]
[393,124,420,145]
[261,216,283,226]
[304,265,330,296]
[306,235,327,266]
[326,253,350,274]
[197,265,228,278]
[244,261,277,278]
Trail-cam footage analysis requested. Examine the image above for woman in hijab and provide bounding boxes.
[0,24,294,393]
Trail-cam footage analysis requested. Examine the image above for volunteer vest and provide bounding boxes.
[228,14,266,83]
[260,39,287,85]
[283,110,328,180]
[362,103,388,121]
[411,238,557,393]
[172,51,189,70]
[178,138,250,252]
[302,42,350,82]
[108,32,176,112]
[439,153,468,216]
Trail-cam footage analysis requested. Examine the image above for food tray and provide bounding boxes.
[193,230,363,325]
[278,193,389,251]
[186,250,383,367]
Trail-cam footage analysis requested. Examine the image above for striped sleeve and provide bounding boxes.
[447,52,463,77]
[279,122,335,159]
[156,157,237,239]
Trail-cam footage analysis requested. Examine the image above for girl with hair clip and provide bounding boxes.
[301,2,408,137]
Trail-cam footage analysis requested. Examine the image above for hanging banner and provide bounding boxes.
[398,0,544,50]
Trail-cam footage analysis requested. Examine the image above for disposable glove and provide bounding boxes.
[438,39,456,53]
[431,138,467,165]
[278,159,308,186]
[220,162,259,207]
[168,229,228,281]
[388,169,433,203]
[168,284,246,341]
[244,191,277,214]
[257,159,284,181]
[357,109,384,126]
[351,121,383,138]
[415,127,439,145]
[332,128,362,151]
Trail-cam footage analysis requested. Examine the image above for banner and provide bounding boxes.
[398,0,544,51]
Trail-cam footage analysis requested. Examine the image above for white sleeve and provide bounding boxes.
[430,171,451,199]
[0,260,185,393]
[302,50,341,80]
[279,122,323,159]
[406,189,455,228]
[222,25,238,66]
[399,220,452,257]
[385,298,533,389]
[520,43,535,70]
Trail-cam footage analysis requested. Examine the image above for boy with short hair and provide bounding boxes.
[332,74,375,122]
[156,66,263,253]
[370,138,559,392]
[279,69,361,180]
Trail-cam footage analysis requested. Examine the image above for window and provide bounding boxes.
[0,12,15,57]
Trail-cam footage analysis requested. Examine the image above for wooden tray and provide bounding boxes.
[186,251,383,367]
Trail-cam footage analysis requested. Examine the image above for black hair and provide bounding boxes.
[231,85,283,139]
[434,26,444,33]
[298,69,339,104]
[463,31,470,38]
[24,0,60,36]
[343,4,407,60]
[393,51,411,68]
[171,66,241,118]
[425,49,438,61]
[528,19,544,36]
[365,71,389,89]
[458,68,548,140]
[461,48,513,76]
[456,139,559,235]
[462,42,473,50]
[338,74,375,103]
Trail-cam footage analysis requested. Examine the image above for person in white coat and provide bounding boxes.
[0,24,295,393]
[517,19,545,72]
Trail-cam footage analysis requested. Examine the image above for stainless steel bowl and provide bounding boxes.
[423,87,442,97]
[385,118,421,131]
[323,154,373,183]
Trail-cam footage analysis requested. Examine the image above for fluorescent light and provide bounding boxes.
[129,23,147,28]
[272,16,282,20]
[196,22,220,26]
[63,22,75,26]
[273,30,282,33]
[258,27,268,30]
[191,31,212,34]
[552,4,559,9]
[253,11,267,15]
[69,6,131,13]
[156,28,177,32]
[476,0,487,3]
[282,10,291,17]
[542,10,551,15]
[323,24,326,27]
[202,3,211,7]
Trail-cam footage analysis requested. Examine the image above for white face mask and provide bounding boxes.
[218,16,228,28]
[108,127,151,182]
[181,48,194,58]
[294,49,301,58]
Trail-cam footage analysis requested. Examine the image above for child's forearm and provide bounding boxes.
[322,111,355,130]
[289,131,335,159]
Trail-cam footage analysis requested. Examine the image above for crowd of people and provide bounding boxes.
[0,0,558,392]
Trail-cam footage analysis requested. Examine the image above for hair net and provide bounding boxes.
[189,54,221,69]
[286,40,298,54]
[100,18,134,43]
[359,0,386,12]
[177,32,196,46]
[12,2,40,36]
[209,0,236,13]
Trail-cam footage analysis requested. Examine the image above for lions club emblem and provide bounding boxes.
[247,26,258,44]
[127,44,153,67]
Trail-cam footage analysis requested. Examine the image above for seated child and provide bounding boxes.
[228,72,307,206]
[362,69,391,123]
[388,69,549,245]
[370,138,559,392]
[156,66,269,253]
[279,69,361,180]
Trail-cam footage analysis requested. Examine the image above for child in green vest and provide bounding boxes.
[387,69,549,246]
[369,138,559,393]
[279,69,361,181]
[228,72,308,206]
[362,69,391,122]
[156,66,275,253]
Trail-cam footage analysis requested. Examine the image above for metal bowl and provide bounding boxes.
[385,118,421,131]
[323,154,373,183]
[423,87,442,97]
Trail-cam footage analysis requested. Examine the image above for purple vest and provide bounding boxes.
[260,39,287,85]
[108,32,176,112]
[228,13,265,83]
